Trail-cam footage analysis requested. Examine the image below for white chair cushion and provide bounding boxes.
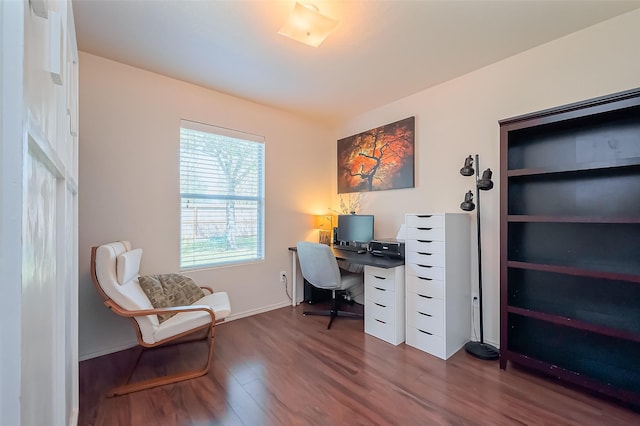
[116,248,143,285]
[339,270,363,290]
[153,292,231,342]
[95,241,159,344]
[296,241,343,290]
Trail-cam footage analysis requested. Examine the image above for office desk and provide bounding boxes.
[289,245,406,345]
[287,246,404,307]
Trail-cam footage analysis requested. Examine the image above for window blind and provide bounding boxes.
[179,120,265,269]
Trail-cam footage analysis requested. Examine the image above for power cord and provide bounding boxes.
[471,298,479,341]
[283,275,292,302]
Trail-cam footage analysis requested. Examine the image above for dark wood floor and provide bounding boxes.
[79,303,640,425]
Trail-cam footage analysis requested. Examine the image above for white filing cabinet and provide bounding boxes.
[404,213,470,359]
[364,265,405,345]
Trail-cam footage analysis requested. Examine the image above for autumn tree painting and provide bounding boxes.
[337,117,415,193]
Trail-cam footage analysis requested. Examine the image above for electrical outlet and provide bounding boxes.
[471,293,479,308]
[279,271,286,282]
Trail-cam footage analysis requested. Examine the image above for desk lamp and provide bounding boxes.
[314,215,333,245]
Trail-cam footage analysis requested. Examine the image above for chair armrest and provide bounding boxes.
[200,286,214,295]
[105,300,217,322]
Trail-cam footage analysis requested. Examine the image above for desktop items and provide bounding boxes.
[335,214,374,251]
[369,239,404,258]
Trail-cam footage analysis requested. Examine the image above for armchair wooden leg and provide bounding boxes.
[120,346,144,388]
[107,326,216,397]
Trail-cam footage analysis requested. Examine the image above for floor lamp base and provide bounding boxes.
[464,341,499,360]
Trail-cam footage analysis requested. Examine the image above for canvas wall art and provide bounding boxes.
[337,116,415,193]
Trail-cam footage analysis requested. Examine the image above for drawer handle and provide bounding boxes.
[416,215,432,218]
[418,294,433,299]
[417,264,433,268]
[417,227,433,231]
[417,240,433,243]
[417,277,433,281]
[374,286,386,292]
[374,303,387,308]
[417,252,432,256]
[375,319,387,324]
[373,275,386,280]
[418,312,432,317]
[418,329,433,336]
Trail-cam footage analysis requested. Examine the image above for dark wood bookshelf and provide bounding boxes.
[507,157,640,177]
[503,351,640,405]
[500,88,640,407]
[507,215,640,224]
[506,306,640,343]
[507,261,640,283]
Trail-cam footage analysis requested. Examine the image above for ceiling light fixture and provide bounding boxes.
[278,2,338,48]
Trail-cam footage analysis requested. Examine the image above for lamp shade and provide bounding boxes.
[460,191,475,211]
[314,215,333,230]
[278,3,338,47]
[478,168,494,190]
[460,155,474,176]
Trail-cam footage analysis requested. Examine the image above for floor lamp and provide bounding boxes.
[460,154,499,360]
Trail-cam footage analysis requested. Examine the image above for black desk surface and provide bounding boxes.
[288,246,404,269]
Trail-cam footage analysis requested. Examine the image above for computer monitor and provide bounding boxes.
[337,214,374,246]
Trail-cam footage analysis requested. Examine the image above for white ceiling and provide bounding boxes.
[72,0,640,124]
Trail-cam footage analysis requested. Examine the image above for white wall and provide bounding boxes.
[333,9,640,348]
[78,53,333,359]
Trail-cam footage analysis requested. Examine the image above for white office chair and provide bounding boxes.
[296,241,364,329]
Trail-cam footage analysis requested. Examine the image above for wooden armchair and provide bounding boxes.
[90,241,231,396]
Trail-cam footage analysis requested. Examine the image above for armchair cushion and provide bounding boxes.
[138,273,205,323]
[116,248,143,285]
[154,292,231,342]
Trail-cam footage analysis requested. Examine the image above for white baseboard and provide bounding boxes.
[67,409,78,426]
[79,340,138,361]
[222,300,292,322]
[78,301,294,361]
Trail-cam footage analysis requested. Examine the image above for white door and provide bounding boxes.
[0,1,79,425]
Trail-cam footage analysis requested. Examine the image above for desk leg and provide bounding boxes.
[291,251,297,307]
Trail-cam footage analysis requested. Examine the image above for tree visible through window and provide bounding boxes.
[180,120,264,268]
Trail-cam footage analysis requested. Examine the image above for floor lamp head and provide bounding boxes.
[460,191,475,211]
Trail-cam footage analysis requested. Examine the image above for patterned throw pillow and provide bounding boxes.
[138,273,205,323]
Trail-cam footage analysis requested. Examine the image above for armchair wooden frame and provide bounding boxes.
[90,246,225,397]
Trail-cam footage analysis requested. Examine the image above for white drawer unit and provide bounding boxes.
[405,251,445,267]
[404,213,470,360]
[364,265,405,345]
[406,239,445,254]
[406,275,445,300]
[406,294,445,335]
[406,227,445,242]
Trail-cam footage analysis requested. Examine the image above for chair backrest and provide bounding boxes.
[296,241,342,290]
[91,241,159,344]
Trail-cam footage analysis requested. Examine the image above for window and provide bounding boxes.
[180,120,265,269]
